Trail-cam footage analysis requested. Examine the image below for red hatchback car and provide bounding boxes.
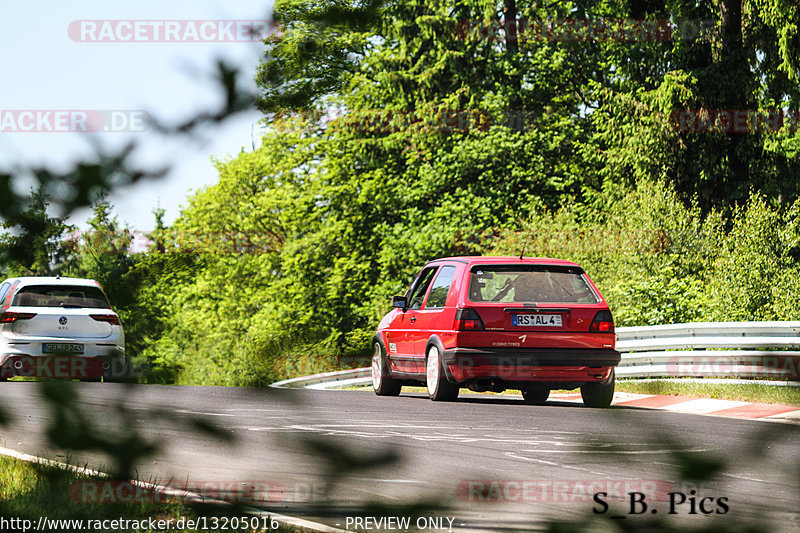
[372,256,621,407]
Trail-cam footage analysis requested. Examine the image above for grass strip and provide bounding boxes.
[0,454,296,532]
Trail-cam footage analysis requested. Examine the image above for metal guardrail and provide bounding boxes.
[272,322,800,388]
[615,321,800,379]
[271,368,372,389]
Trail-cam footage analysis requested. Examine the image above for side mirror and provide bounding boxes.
[391,295,407,310]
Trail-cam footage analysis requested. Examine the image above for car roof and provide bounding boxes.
[1,276,101,288]
[426,256,582,268]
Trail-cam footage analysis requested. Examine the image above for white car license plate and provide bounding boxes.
[513,314,562,327]
[42,343,84,354]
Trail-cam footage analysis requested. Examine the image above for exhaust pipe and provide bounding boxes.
[468,378,506,393]
[13,360,23,370]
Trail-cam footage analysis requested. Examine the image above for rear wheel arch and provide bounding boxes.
[424,335,457,384]
[424,335,444,357]
[425,342,459,401]
[373,334,389,354]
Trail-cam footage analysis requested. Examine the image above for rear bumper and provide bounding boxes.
[1,350,126,380]
[442,347,621,383]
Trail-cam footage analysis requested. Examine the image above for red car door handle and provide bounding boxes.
[410,316,417,323]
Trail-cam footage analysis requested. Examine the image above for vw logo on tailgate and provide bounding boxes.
[58,316,68,325]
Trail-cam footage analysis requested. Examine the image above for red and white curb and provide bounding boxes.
[550,391,800,422]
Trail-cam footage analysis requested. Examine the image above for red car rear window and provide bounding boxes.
[468,265,599,304]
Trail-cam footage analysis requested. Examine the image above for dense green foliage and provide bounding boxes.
[3,0,800,385]
[493,181,800,326]
[0,188,75,276]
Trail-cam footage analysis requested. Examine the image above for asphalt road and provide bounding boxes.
[1,382,799,532]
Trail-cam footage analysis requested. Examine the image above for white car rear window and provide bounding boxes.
[12,285,111,309]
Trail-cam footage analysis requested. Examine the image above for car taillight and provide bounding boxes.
[0,312,37,323]
[90,314,120,325]
[590,310,614,333]
[454,308,485,331]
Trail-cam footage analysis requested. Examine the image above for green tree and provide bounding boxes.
[123,208,200,382]
[136,122,318,385]
[583,0,800,209]
[65,194,134,299]
[63,196,150,368]
[0,187,75,276]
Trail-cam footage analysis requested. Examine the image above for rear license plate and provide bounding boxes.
[513,314,562,327]
[42,343,84,354]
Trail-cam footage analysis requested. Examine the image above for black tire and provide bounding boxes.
[521,385,550,405]
[426,345,459,401]
[581,368,615,408]
[372,340,401,396]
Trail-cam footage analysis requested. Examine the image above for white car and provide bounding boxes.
[0,276,126,381]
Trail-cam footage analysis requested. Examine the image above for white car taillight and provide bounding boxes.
[90,314,121,325]
[0,312,37,323]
